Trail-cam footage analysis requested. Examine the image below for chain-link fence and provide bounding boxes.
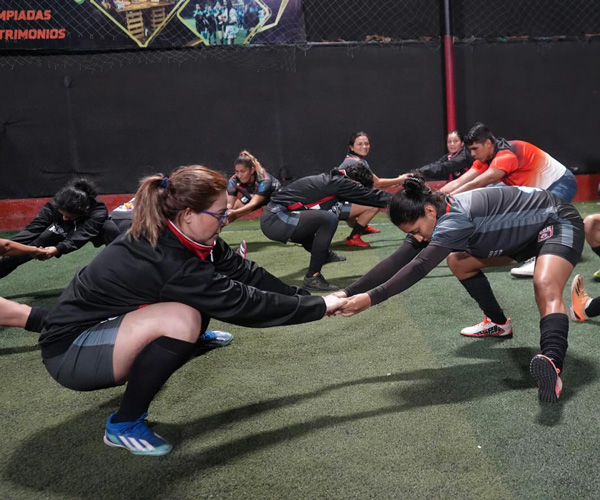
[1,0,599,72]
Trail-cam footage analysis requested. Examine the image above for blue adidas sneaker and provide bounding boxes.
[198,330,233,348]
[104,413,173,456]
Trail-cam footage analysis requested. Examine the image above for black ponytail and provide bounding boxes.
[54,177,99,217]
[389,177,445,226]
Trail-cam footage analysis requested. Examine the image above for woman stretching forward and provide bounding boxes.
[337,179,583,403]
[38,166,345,456]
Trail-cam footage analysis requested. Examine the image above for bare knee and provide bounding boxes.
[165,304,202,343]
[584,214,600,246]
[446,252,470,276]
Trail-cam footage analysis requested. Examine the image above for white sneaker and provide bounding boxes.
[460,317,513,338]
[511,257,536,278]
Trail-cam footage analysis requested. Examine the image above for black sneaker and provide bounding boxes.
[303,274,339,292]
[326,251,347,263]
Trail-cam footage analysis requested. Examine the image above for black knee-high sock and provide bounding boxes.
[592,246,600,258]
[113,336,196,423]
[459,271,507,324]
[586,296,600,318]
[349,222,366,238]
[25,307,48,333]
[540,313,569,372]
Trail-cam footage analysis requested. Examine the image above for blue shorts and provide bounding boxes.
[43,315,124,392]
[548,169,577,202]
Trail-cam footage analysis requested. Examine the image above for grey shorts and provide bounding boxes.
[510,204,584,267]
[43,315,124,392]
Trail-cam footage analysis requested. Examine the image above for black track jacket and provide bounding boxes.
[40,230,325,358]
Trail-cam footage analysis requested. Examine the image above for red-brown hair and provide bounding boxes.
[130,165,228,246]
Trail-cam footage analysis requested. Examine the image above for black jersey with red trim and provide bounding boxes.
[226,168,281,204]
[346,186,582,306]
[39,230,325,358]
[337,154,373,173]
[267,169,391,212]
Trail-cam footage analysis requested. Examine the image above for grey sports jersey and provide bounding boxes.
[430,186,577,258]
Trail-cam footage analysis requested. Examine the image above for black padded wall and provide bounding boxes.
[0,44,445,198]
[1,39,599,199]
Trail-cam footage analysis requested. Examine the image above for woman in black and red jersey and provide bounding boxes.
[335,178,584,404]
[261,162,391,292]
[409,130,473,181]
[226,150,281,222]
[337,131,405,248]
[37,165,346,456]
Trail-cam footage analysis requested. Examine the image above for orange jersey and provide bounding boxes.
[472,140,566,189]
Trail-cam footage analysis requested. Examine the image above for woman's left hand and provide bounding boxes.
[339,293,371,317]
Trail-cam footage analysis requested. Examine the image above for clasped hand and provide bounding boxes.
[323,291,372,317]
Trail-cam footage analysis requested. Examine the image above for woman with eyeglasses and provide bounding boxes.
[36,165,346,456]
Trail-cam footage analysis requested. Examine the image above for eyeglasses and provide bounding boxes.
[201,208,230,226]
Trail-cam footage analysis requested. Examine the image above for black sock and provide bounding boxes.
[459,271,507,324]
[25,307,48,333]
[586,296,600,318]
[540,313,569,372]
[112,336,196,423]
[592,245,600,258]
[349,223,366,238]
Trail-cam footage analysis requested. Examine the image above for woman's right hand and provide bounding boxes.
[323,294,347,316]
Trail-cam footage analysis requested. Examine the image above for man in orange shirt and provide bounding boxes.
[442,123,577,277]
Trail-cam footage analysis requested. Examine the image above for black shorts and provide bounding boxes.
[43,315,124,392]
[510,204,584,267]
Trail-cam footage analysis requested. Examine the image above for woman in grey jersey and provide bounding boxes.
[335,178,584,404]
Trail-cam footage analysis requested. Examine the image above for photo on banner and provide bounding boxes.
[91,0,186,47]
[177,0,302,46]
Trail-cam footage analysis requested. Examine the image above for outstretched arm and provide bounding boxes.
[440,167,480,194]
[450,168,505,195]
[339,244,452,316]
[228,195,266,222]
[0,238,50,259]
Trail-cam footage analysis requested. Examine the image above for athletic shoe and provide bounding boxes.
[344,234,370,248]
[363,225,381,234]
[303,274,339,292]
[460,317,513,338]
[235,240,247,259]
[530,354,563,403]
[199,330,233,348]
[104,413,173,456]
[570,274,591,322]
[594,269,600,281]
[326,251,347,263]
[510,257,535,278]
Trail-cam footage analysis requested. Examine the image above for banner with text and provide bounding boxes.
[0,0,304,50]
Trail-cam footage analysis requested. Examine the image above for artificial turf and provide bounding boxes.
[1,201,600,499]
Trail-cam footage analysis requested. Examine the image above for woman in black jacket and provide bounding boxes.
[261,162,391,292]
[410,130,473,181]
[0,178,118,279]
[37,165,346,456]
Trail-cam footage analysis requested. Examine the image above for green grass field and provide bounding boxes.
[2,202,600,499]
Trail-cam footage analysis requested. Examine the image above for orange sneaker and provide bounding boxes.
[363,225,381,234]
[570,274,591,322]
[345,234,370,248]
[530,354,563,403]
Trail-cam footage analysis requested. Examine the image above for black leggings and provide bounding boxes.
[290,210,338,276]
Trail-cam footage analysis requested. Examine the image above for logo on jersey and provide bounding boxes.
[538,225,554,242]
[487,249,504,258]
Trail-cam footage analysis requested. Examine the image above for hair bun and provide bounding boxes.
[403,177,431,200]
